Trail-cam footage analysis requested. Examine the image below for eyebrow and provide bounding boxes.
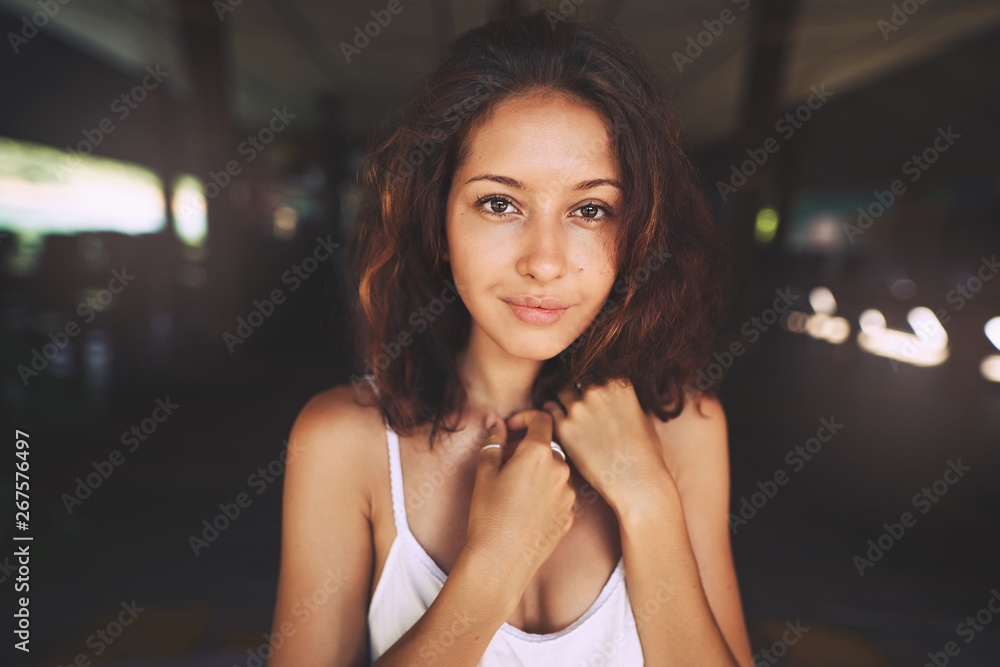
[464,174,623,192]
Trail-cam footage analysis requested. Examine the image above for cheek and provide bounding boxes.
[578,242,617,307]
[580,235,618,279]
[447,215,500,281]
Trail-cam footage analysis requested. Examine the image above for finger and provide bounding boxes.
[556,385,579,412]
[503,408,533,433]
[479,409,509,449]
[541,400,565,426]
[476,412,505,477]
[489,410,512,463]
[504,409,553,450]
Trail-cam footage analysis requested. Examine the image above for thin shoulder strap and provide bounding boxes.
[363,374,409,540]
[384,424,410,541]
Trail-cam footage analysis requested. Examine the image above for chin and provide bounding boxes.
[491,325,574,361]
[507,338,568,361]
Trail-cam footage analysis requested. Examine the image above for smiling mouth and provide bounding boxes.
[504,301,568,325]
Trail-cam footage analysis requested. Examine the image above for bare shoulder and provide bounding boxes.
[292,380,383,435]
[648,394,755,666]
[269,380,387,666]
[650,392,728,489]
[286,380,387,518]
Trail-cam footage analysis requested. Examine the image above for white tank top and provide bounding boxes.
[365,380,645,665]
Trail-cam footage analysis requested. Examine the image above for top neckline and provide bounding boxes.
[379,420,626,642]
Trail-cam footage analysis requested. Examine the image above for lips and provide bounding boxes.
[503,295,569,325]
[503,295,570,309]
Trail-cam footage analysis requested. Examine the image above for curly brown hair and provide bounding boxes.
[344,9,734,449]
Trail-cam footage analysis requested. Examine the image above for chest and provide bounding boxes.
[369,428,624,635]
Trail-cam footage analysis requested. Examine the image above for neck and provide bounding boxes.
[456,323,542,420]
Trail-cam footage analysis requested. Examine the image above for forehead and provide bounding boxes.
[455,91,619,187]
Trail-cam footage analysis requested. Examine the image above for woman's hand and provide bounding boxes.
[463,410,577,602]
[533,378,673,513]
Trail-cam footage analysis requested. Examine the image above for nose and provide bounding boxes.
[515,205,569,282]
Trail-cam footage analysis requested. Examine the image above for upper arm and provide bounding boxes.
[654,394,755,667]
[269,387,376,667]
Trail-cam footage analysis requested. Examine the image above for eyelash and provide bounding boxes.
[473,193,615,222]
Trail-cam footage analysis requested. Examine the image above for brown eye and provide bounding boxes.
[571,201,611,222]
[476,194,517,218]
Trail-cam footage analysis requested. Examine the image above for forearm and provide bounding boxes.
[372,550,513,667]
[613,478,738,666]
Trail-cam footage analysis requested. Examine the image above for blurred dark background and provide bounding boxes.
[2,0,999,665]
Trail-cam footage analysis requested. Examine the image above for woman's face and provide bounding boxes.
[444,90,621,361]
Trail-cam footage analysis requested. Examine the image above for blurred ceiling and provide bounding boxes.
[3,0,1000,147]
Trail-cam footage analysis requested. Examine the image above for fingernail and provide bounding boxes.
[485,413,497,430]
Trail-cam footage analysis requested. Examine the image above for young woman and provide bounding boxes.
[269,9,753,667]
